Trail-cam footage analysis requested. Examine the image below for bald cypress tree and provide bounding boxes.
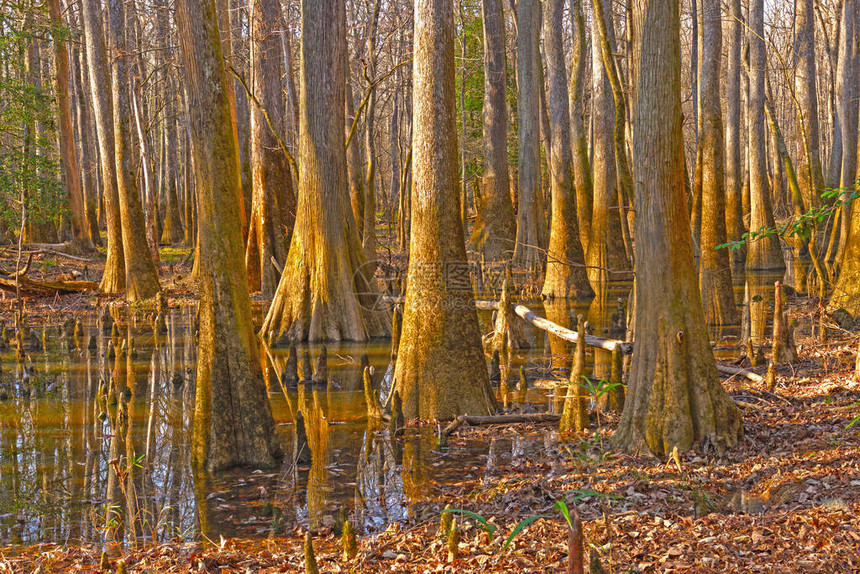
[176,0,280,470]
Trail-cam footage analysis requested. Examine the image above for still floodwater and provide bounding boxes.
[0,271,779,547]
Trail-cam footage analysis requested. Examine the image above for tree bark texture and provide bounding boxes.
[698,0,739,326]
[541,0,593,301]
[81,0,125,292]
[469,0,516,262]
[614,0,742,456]
[260,0,390,342]
[745,0,785,271]
[176,0,281,471]
[245,0,296,296]
[393,0,496,421]
[107,0,161,300]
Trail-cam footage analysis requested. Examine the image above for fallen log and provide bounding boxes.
[512,304,633,354]
[383,295,632,353]
[716,364,764,383]
[444,413,561,435]
[0,275,99,297]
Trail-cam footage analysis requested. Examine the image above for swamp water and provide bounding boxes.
[0,272,780,547]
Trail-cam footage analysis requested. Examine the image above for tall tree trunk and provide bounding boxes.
[613,0,742,455]
[469,0,516,261]
[586,10,630,286]
[245,0,297,296]
[568,0,592,254]
[345,73,366,234]
[835,0,858,268]
[161,91,185,245]
[698,0,739,325]
[513,0,544,268]
[541,0,593,300]
[394,0,496,421]
[590,0,633,210]
[81,0,125,292]
[107,0,161,300]
[362,0,381,271]
[69,6,102,247]
[794,0,826,209]
[176,0,280,471]
[48,0,95,253]
[724,0,745,268]
[158,0,184,245]
[745,0,784,271]
[260,0,390,342]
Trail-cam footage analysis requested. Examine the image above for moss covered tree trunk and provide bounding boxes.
[393,0,496,421]
[698,0,739,326]
[176,0,280,471]
[513,0,544,269]
[107,0,161,301]
[746,0,785,272]
[541,0,592,301]
[568,0,592,254]
[586,10,631,286]
[245,0,296,296]
[81,0,125,293]
[469,0,515,262]
[260,0,389,342]
[613,0,742,456]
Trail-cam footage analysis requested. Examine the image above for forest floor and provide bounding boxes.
[0,248,859,572]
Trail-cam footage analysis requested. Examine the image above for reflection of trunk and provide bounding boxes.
[745,0,784,271]
[724,0,745,268]
[107,0,161,300]
[513,0,544,268]
[698,0,739,326]
[393,0,495,421]
[82,0,125,292]
[245,0,296,296]
[541,0,592,301]
[568,0,592,253]
[470,0,516,262]
[260,0,390,342]
[614,0,742,455]
[177,0,281,470]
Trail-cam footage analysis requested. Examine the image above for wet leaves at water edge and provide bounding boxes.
[4,346,860,572]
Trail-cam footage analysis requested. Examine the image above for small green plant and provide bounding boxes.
[440,508,496,540]
[503,490,621,551]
